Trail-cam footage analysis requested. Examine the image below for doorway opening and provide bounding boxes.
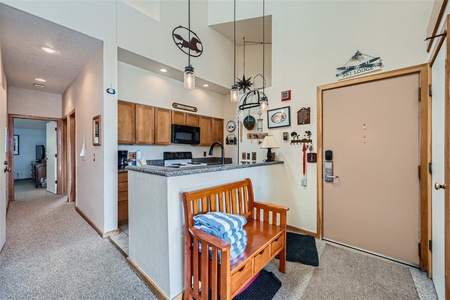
[7,114,64,203]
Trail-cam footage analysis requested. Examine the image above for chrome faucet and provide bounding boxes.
[208,141,224,165]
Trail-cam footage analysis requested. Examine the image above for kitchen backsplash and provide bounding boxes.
[118,144,220,161]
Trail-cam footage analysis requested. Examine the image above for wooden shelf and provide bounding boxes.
[290,139,312,144]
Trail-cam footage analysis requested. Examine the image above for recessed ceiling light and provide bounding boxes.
[40,46,56,54]
[33,83,45,88]
[160,68,168,73]
[35,78,46,82]
[202,84,210,87]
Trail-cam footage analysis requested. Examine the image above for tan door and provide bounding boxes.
[323,73,420,266]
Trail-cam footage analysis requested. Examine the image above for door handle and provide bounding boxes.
[325,174,339,181]
[3,167,11,173]
[434,182,446,190]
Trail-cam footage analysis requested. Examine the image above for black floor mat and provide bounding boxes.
[285,232,319,266]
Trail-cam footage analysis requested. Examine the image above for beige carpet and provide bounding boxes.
[14,179,62,201]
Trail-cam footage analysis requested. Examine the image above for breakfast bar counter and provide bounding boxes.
[126,161,287,300]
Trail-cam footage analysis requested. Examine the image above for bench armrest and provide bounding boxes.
[253,201,289,227]
[189,227,231,251]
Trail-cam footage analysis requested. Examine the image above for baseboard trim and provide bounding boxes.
[287,225,319,239]
[127,257,170,300]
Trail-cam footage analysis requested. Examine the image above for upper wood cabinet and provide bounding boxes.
[155,108,172,145]
[135,104,155,144]
[198,116,213,146]
[186,114,199,127]
[118,101,135,144]
[172,111,199,127]
[212,118,224,143]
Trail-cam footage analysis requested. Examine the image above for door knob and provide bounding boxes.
[434,182,446,190]
[3,167,11,173]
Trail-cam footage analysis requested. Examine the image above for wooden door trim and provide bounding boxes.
[444,15,450,298]
[7,114,64,202]
[317,64,431,271]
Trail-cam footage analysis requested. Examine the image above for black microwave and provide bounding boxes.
[171,124,200,144]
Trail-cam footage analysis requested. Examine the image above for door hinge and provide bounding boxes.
[429,162,432,175]
[418,87,421,102]
[55,127,57,131]
[429,240,432,252]
[418,243,421,258]
[429,84,432,97]
[418,165,421,180]
[55,154,57,158]
[55,180,57,184]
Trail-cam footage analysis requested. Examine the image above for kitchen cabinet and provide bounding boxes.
[199,116,224,146]
[198,116,213,146]
[172,111,199,127]
[118,101,135,144]
[155,108,172,145]
[135,104,155,144]
[118,172,128,225]
[212,117,224,143]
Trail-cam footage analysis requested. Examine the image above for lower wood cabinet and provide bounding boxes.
[118,172,128,225]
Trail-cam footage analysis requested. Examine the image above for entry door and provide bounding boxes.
[431,34,446,300]
[323,74,420,266]
[46,121,57,194]
[0,87,7,251]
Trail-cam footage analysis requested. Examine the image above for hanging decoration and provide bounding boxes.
[172,26,203,57]
[336,50,382,80]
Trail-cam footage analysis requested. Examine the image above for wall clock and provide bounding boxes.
[226,120,236,132]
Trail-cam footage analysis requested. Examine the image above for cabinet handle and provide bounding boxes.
[237,266,246,272]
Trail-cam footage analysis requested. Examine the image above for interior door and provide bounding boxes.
[0,86,7,251]
[322,74,420,266]
[46,121,57,194]
[431,31,446,300]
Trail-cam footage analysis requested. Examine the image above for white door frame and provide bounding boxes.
[317,64,431,272]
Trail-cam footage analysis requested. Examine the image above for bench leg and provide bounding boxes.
[279,232,287,273]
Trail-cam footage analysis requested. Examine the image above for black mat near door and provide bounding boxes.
[285,232,319,266]
[234,269,281,300]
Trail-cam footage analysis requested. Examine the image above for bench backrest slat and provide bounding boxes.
[182,178,255,227]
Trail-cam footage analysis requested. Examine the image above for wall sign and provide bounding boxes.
[336,50,382,80]
[281,90,291,101]
[297,107,311,125]
[172,102,198,112]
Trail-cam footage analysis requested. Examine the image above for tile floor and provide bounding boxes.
[110,223,129,256]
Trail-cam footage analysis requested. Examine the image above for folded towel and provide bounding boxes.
[194,225,247,242]
[193,212,247,235]
[197,236,248,262]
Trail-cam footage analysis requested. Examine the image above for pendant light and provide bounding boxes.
[184,0,195,89]
[259,0,268,111]
[230,0,239,102]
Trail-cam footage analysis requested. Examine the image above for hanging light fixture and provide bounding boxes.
[259,0,268,111]
[230,0,239,102]
[184,0,195,89]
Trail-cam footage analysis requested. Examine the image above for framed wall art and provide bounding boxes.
[267,106,291,129]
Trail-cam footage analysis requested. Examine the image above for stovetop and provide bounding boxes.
[163,152,207,168]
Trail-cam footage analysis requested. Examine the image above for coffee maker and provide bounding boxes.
[118,150,128,170]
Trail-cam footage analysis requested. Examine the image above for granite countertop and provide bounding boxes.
[126,161,284,177]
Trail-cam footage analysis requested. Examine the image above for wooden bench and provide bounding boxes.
[182,178,289,300]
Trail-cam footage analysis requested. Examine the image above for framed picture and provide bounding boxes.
[13,135,19,155]
[281,90,291,101]
[92,115,101,146]
[267,106,291,129]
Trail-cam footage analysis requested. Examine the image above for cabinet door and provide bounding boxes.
[135,104,155,144]
[186,113,199,127]
[212,118,224,143]
[172,111,186,125]
[155,108,172,145]
[118,101,135,144]
[199,116,213,146]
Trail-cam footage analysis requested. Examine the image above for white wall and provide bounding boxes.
[13,128,46,180]
[63,44,106,232]
[7,87,62,118]
[0,40,7,252]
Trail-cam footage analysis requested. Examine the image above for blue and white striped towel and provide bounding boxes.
[193,212,247,236]
[198,236,248,261]
[194,225,247,242]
